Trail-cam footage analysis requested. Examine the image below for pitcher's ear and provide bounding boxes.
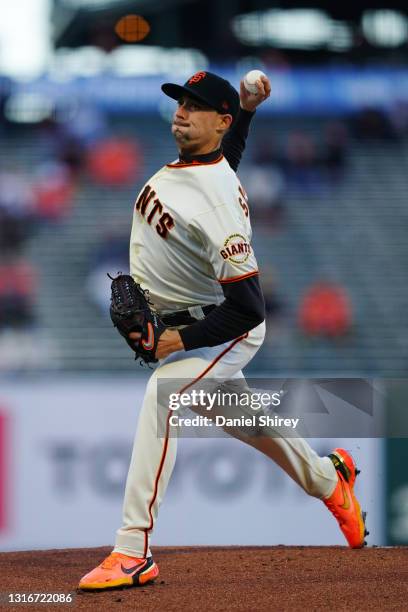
[217,113,233,133]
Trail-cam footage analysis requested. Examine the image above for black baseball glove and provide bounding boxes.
[108,273,166,364]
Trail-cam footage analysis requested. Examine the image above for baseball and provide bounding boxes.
[243,69,266,94]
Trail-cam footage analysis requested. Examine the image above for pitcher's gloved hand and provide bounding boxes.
[108,273,166,364]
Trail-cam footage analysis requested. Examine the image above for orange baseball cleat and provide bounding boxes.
[323,448,368,548]
[78,552,159,590]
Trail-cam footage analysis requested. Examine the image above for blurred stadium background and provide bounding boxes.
[0,0,407,551]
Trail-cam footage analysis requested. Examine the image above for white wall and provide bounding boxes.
[0,378,384,550]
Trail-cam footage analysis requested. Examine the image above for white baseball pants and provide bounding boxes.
[114,322,337,558]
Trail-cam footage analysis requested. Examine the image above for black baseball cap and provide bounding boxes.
[161,71,239,120]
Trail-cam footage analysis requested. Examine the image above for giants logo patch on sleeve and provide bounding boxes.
[220,234,252,264]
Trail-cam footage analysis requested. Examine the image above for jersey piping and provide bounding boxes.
[218,270,259,284]
[166,154,224,169]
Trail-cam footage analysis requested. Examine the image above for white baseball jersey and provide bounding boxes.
[129,155,259,314]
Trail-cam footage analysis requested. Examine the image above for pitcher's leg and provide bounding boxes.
[115,356,213,558]
[218,404,337,498]
[114,369,176,558]
[247,434,337,498]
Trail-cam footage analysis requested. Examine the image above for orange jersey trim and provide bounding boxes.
[143,332,248,557]
[218,270,259,284]
[166,154,224,169]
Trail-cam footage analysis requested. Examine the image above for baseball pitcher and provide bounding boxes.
[79,71,367,590]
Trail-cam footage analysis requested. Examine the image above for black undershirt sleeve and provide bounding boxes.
[179,274,265,351]
[178,109,259,350]
[222,108,256,172]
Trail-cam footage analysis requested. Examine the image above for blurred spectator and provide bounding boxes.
[37,104,106,179]
[60,104,108,148]
[32,161,76,221]
[241,165,286,225]
[261,49,291,70]
[0,259,58,371]
[87,231,129,313]
[298,281,352,338]
[351,107,398,141]
[86,137,142,186]
[38,118,85,178]
[55,134,85,178]
[0,170,36,255]
[321,121,349,183]
[252,136,280,167]
[0,260,36,330]
[388,101,408,139]
[260,266,284,320]
[284,131,323,193]
[0,77,13,135]
[40,103,108,150]
[243,136,286,225]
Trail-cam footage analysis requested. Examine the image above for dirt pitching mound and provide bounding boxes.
[1,546,407,611]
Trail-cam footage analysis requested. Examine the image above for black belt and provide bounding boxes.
[161,304,216,327]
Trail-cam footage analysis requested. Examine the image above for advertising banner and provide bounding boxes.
[0,378,384,550]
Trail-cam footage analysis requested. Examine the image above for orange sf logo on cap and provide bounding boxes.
[188,71,207,84]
